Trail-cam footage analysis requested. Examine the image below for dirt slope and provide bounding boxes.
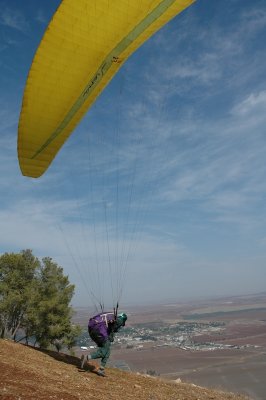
[0,340,249,400]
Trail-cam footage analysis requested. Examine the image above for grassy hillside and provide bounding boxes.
[0,340,250,400]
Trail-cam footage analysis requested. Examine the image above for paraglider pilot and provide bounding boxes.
[81,311,127,376]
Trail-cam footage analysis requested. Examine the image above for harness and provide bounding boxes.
[90,312,115,327]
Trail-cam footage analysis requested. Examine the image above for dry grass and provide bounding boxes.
[0,339,250,400]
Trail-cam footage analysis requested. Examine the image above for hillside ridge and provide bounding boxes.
[0,339,249,400]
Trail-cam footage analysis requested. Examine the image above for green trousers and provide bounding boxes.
[90,339,111,367]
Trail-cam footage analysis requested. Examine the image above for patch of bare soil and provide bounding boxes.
[0,340,250,400]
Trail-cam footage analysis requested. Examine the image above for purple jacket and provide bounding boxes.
[88,312,116,340]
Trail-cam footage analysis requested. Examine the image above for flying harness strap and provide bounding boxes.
[89,303,119,333]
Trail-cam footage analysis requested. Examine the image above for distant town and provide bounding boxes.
[77,320,259,352]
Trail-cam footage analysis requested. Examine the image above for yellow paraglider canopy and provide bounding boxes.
[18,0,195,178]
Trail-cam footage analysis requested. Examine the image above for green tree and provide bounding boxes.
[0,250,39,339]
[52,324,82,353]
[27,257,75,348]
[63,324,82,351]
[0,250,80,350]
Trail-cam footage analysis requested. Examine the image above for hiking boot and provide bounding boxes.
[96,368,106,377]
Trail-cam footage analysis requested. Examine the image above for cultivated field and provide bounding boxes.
[74,293,266,400]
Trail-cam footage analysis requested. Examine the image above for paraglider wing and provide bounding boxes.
[18,0,195,178]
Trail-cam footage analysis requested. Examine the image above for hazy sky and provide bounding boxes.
[1,0,266,309]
